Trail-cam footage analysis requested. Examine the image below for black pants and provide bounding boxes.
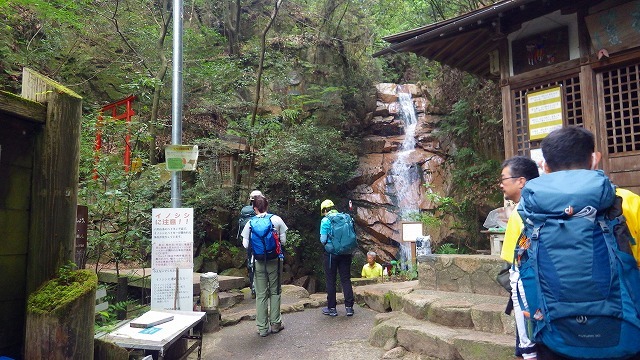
[323,252,354,309]
[537,344,640,360]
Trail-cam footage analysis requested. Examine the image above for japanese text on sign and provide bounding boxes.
[151,208,194,311]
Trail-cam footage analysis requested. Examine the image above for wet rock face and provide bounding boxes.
[348,83,449,261]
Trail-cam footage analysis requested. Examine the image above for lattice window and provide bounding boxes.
[512,76,583,155]
[219,155,234,186]
[601,64,640,155]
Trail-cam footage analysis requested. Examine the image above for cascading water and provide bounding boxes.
[390,86,421,267]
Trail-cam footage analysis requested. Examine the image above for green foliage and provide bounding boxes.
[95,299,138,332]
[78,112,160,270]
[426,68,504,250]
[388,261,418,281]
[57,261,79,286]
[402,265,419,281]
[182,138,239,243]
[283,229,303,258]
[435,243,462,254]
[1,0,508,286]
[201,242,221,260]
[255,122,358,219]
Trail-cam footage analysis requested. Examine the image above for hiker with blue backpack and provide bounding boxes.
[320,199,357,317]
[502,126,640,360]
[241,194,288,337]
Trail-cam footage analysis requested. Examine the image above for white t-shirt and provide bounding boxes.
[241,212,288,249]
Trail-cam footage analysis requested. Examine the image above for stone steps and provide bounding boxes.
[354,282,514,334]
[353,254,516,359]
[371,312,514,360]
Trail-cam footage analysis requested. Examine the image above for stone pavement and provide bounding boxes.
[194,276,519,360]
[196,285,388,360]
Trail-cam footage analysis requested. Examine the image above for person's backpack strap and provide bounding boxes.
[605,194,636,254]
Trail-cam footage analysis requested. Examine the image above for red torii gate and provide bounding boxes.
[93,95,137,179]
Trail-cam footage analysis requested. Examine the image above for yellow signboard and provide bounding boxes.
[527,86,563,141]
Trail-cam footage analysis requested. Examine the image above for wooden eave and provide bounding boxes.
[374,0,601,78]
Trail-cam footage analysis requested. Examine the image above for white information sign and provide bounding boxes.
[401,222,424,243]
[151,208,194,311]
[530,148,546,175]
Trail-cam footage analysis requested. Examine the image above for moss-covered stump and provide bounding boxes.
[25,269,97,360]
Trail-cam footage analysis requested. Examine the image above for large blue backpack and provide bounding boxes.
[249,214,281,261]
[516,170,640,359]
[325,212,357,255]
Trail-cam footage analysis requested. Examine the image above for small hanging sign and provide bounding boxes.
[165,145,199,171]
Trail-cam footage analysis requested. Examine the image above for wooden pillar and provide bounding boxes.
[117,276,128,320]
[20,68,83,294]
[25,270,97,360]
[576,8,606,173]
[498,39,515,158]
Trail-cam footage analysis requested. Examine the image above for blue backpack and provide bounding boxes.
[249,214,281,261]
[516,170,640,359]
[325,212,357,255]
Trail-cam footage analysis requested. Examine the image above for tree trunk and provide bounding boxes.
[225,0,241,56]
[250,0,284,127]
[241,0,284,189]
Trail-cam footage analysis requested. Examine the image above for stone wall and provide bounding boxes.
[348,83,450,260]
[418,254,506,297]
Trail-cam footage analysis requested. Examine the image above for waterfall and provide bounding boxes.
[390,87,420,266]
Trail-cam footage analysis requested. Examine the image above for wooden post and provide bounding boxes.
[25,270,97,360]
[20,68,83,295]
[117,276,128,320]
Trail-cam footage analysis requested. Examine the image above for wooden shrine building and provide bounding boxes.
[375,0,640,193]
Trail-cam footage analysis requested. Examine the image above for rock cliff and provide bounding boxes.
[348,83,450,261]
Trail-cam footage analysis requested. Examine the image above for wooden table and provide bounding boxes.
[98,310,206,360]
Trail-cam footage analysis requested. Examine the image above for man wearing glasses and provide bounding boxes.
[498,156,540,359]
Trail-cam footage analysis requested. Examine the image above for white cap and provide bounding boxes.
[249,190,263,200]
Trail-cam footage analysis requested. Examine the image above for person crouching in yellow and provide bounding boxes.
[361,251,383,278]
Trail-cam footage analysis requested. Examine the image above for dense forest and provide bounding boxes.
[0,0,504,287]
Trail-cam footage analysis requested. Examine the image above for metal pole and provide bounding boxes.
[171,0,184,208]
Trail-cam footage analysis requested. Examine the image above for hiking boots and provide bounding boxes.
[251,288,256,299]
[259,330,269,337]
[271,322,284,333]
[322,307,338,316]
[345,306,354,316]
